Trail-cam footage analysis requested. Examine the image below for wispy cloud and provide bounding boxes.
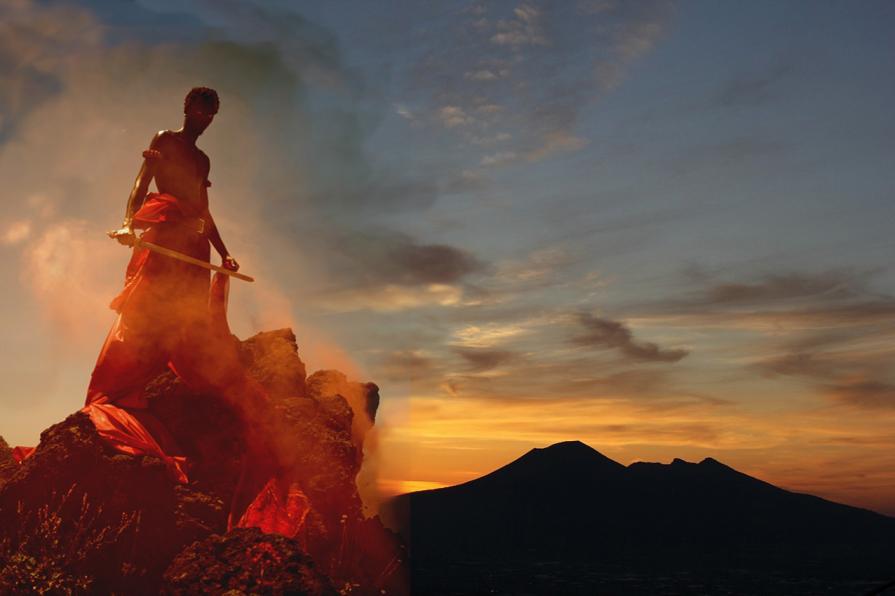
[630,269,895,411]
[490,3,548,47]
[572,312,689,363]
[452,321,532,348]
[0,1,100,142]
[319,229,485,290]
[399,0,675,167]
[1,220,32,245]
[452,347,519,373]
[637,270,894,329]
[377,349,438,382]
[437,105,473,128]
[704,271,863,305]
[826,380,895,410]
[588,0,672,91]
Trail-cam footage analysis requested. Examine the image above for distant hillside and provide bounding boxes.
[384,440,895,594]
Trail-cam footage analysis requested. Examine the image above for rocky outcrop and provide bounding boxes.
[0,437,16,487]
[0,328,408,595]
[162,528,336,595]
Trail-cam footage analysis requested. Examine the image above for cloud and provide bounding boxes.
[493,246,573,285]
[393,103,414,120]
[588,0,672,92]
[385,236,483,284]
[629,269,895,411]
[452,347,518,372]
[1,220,32,245]
[480,151,517,166]
[452,322,532,348]
[0,1,100,142]
[318,229,485,291]
[464,68,504,81]
[827,380,895,410]
[377,350,438,382]
[21,219,120,340]
[757,352,837,380]
[635,270,894,330]
[753,326,895,412]
[401,0,675,165]
[438,105,473,128]
[706,272,861,305]
[133,0,350,88]
[490,3,548,47]
[315,284,466,313]
[572,312,689,363]
[479,130,589,167]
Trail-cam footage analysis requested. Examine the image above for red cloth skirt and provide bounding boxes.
[80,193,235,482]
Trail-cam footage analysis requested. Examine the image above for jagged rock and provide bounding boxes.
[0,328,408,595]
[0,412,216,594]
[306,370,379,447]
[146,375,247,505]
[0,436,16,486]
[161,528,336,595]
[363,383,380,424]
[240,329,308,398]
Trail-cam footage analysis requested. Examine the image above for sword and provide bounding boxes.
[107,230,255,283]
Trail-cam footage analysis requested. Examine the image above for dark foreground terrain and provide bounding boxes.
[0,329,408,595]
[412,561,892,595]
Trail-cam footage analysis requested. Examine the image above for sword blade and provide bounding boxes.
[136,238,255,283]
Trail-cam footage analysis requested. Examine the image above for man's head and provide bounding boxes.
[183,87,219,135]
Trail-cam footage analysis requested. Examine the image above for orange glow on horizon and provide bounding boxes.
[374,392,895,518]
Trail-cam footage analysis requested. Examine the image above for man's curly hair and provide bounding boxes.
[184,87,220,114]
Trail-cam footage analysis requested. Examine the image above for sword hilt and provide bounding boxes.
[107,227,137,247]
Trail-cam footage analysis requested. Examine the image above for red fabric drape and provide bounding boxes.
[11,446,35,463]
[236,478,312,543]
[76,193,242,484]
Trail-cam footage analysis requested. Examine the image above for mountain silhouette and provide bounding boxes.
[384,441,895,593]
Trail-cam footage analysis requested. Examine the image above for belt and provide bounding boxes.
[180,217,207,235]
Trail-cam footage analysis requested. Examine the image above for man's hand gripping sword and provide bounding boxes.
[107,227,255,283]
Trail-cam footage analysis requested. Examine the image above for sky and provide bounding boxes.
[1,0,894,516]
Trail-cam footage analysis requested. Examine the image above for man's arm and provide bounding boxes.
[205,213,239,271]
[111,132,162,245]
[200,155,239,271]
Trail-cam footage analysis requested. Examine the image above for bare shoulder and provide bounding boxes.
[142,130,173,161]
[150,130,175,147]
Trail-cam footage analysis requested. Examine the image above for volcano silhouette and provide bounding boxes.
[385,441,895,593]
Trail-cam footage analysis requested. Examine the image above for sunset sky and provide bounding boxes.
[2,1,894,516]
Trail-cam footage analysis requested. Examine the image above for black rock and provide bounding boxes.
[161,527,336,595]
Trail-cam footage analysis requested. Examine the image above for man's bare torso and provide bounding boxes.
[112,87,237,273]
[150,130,210,216]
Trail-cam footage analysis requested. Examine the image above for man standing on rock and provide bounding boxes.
[87,88,273,519]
